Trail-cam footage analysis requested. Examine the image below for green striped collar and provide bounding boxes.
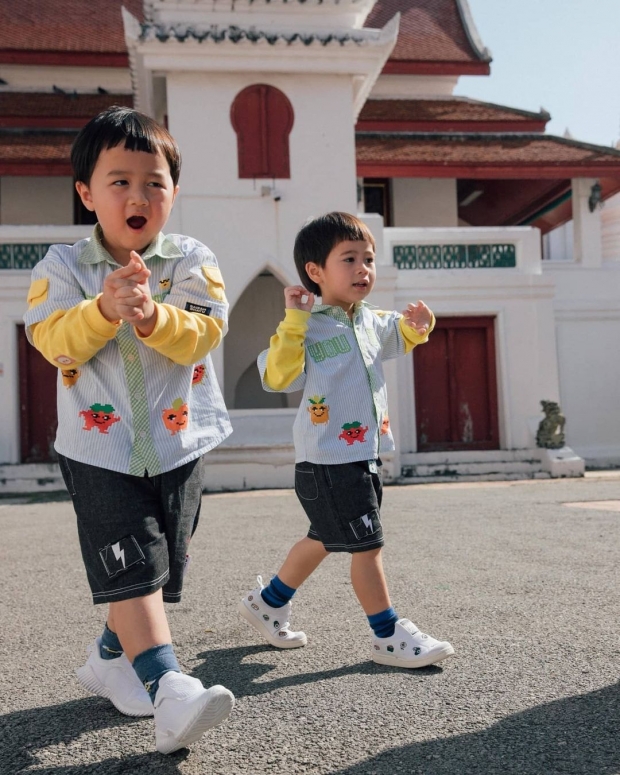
[312,301,371,323]
[78,224,183,266]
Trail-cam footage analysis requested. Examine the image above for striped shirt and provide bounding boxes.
[258,302,432,465]
[24,226,232,476]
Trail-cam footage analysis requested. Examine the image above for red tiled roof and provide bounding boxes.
[366,0,490,73]
[0,130,75,173]
[0,93,133,128]
[356,133,620,178]
[357,98,549,132]
[0,0,143,64]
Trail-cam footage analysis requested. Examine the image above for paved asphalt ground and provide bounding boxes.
[1,474,619,775]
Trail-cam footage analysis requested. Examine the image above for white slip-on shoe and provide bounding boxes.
[75,637,154,717]
[371,619,455,669]
[154,672,235,755]
[238,576,307,649]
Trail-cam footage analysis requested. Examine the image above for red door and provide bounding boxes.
[18,324,58,463]
[414,317,499,451]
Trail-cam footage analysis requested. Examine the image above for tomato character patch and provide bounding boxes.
[79,403,121,434]
[338,422,369,445]
[307,395,329,425]
[192,364,206,386]
[381,416,390,435]
[162,397,189,435]
[61,368,80,388]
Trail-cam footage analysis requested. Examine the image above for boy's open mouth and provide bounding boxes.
[353,282,368,288]
[127,216,147,230]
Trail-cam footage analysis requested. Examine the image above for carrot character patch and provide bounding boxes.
[79,404,121,434]
[162,398,189,435]
[61,368,80,388]
[307,395,329,425]
[338,422,369,445]
[192,364,206,386]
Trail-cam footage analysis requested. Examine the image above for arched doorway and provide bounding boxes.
[225,270,302,409]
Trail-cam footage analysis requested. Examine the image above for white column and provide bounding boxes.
[602,190,620,261]
[572,178,603,267]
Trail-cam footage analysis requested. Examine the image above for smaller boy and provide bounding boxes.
[239,212,454,668]
[24,108,234,753]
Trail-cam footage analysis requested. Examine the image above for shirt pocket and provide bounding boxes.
[27,278,49,308]
[201,265,226,302]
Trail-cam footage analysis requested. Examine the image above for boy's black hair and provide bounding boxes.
[71,106,181,185]
[294,212,376,296]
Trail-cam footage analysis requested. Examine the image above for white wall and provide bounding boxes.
[165,71,358,312]
[1,177,73,225]
[545,264,620,464]
[384,226,559,454]
[392,178,458,228]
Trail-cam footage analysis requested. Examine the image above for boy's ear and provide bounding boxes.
[75,181,95,212]
[305,261,322,284]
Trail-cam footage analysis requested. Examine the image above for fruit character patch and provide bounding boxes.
[192,364,206,386]
[162,398,189,435]
[338,422,369,445]
[61,368,80,388]
[381,416,390,435]
[307,395,329,425]
[79,403,121,434]
[159,278,171,290]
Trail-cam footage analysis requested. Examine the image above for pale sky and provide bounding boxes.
[454,0,620,148]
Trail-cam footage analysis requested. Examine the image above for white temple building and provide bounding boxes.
[1,0,619,493]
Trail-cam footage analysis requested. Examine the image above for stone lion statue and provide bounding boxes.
[536,400,566,449]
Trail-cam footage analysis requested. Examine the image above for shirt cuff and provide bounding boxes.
[86,295,122,337]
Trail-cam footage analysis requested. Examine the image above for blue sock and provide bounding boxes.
[368,607,399,639]
[261,575,296,608]
[99,623,123,660]
[132,644,181,703]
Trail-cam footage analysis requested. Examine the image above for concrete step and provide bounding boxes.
[0,463,64,495]
[403,460,542,478]
[398,448,546,483]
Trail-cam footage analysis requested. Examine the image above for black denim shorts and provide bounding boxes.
[294,459,383,553]
[58,454,202,605]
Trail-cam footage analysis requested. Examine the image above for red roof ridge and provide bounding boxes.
[366,0,492,74]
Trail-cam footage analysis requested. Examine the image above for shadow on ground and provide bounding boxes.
[191,643,445,699]
[0,697,187,774]
[329,680,620,775]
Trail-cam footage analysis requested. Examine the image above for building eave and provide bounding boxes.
[0,50,129,67]
[381,59,490,76]
[124,8,399,118]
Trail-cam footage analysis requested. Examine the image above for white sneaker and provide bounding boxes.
[238,576,307,649]
[75,637,153,717]
[154,672,234,755]
[371,619,455,669]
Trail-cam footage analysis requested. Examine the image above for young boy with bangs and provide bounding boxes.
[239,212,454,669]
[24,107,234,754]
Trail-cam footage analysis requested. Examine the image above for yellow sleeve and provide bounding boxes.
[137,302,226,366]
[399,311,436,354]
[31,295,121,368]
[264,308,310,390]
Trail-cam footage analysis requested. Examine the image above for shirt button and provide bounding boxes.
[139,431,147,439]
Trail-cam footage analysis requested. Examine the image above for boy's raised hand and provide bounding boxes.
[113,251,155,327]
[99,251,155,329]
[285,285,315,312]
[402,300,433,336]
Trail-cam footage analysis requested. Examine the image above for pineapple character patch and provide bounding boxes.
[61,368,80,388]
[307,395,329,425]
